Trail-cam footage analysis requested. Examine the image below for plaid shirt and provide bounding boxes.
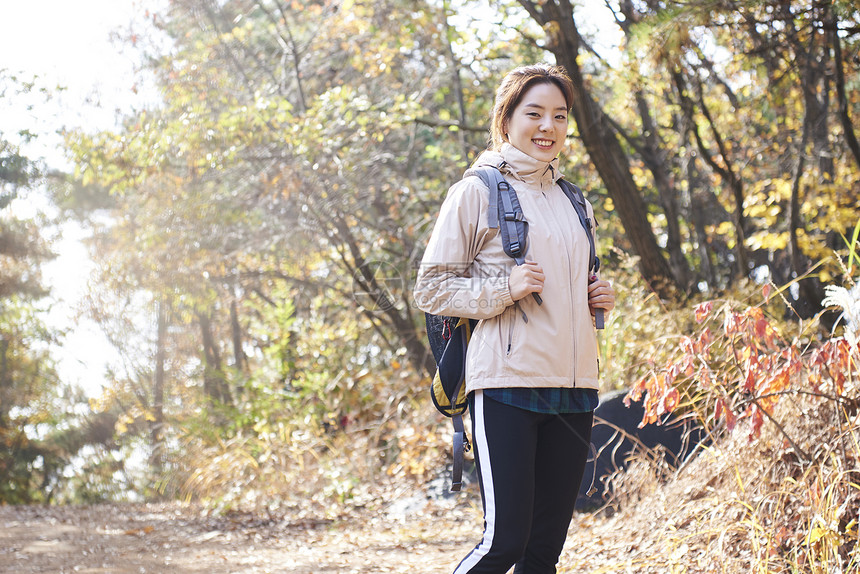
[484,387,598,414]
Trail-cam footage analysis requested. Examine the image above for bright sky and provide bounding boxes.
[0,0,161,164]
[0,0,163,396]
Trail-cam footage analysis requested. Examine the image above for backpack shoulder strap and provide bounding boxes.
[470,166,503,230]
[558,178,598,275]
[471,165,528,265]
[559,178,604,328]
[471,166,542,306]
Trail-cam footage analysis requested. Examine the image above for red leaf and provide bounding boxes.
[662,387,680,414]
[725,404,737,432]
[624,380,645,405]
[698,326,712,347]
[750,406,764,437]
[695,301,714,323]
[697,366,712,388]
[715,397,737,432]
[680,335,695,356]
[724,312,741,336]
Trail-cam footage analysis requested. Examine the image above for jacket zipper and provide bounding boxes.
[541,180,578,386]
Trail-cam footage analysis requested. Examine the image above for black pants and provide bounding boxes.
[454,390,593,574]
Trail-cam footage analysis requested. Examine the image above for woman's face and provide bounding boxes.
[504,82,568,162]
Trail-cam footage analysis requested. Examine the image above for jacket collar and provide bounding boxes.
[471,143,562,188]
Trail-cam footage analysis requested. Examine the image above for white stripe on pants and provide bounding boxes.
[453,390,494,573]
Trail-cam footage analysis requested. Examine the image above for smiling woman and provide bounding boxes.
[414,64,615,574]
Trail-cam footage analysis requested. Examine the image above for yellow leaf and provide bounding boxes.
[807,527,826,544]
[715,221,735,236]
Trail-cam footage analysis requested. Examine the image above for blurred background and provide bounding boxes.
[0,0,858,521]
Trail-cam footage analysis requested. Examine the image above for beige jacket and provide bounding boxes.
[414,143,600,393]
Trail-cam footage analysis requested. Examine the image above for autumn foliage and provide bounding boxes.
[627,281,860,458]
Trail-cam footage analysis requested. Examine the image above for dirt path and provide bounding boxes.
[0,493,695,573]
[0,501,485,574]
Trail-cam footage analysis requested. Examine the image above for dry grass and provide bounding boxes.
[556,385,860,573]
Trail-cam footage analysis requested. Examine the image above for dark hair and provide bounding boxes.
[489,64,574,151]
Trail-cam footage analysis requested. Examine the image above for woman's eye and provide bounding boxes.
[556,115,567,120]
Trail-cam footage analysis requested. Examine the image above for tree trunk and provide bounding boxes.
[788,152,824,318]
[671,68,749,279]
[785,1,834,180]
[634,91,693,291]
[229,298,247,372]
[617,0,692,291]
[788,83,827,318]
[150,298,167,489]
[831,12,860,171]
[198,310,233,406]
[686,156,717,289]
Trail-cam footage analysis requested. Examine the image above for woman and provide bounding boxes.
[414,64,616,574]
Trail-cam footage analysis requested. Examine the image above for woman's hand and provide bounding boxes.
[508,260,545,302]
[588,277,615,316]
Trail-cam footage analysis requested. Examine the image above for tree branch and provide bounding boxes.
[253,0,308,112]
[517,0,547,26]
[413,117,487,133]
[749,397,810,462]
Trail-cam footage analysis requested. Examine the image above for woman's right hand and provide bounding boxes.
[508,260,545,301]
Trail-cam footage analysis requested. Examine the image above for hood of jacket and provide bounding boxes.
[467,143,563,188]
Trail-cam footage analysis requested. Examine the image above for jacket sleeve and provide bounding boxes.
[413,176,514,320]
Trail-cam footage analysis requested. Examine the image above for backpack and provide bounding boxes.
[425,165,601,492]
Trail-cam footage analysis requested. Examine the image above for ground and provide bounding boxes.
[1,496,649,574]
[0,492,687,574]
[0,498,487,574]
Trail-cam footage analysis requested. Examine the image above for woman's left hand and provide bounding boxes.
[587,277,615,316]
